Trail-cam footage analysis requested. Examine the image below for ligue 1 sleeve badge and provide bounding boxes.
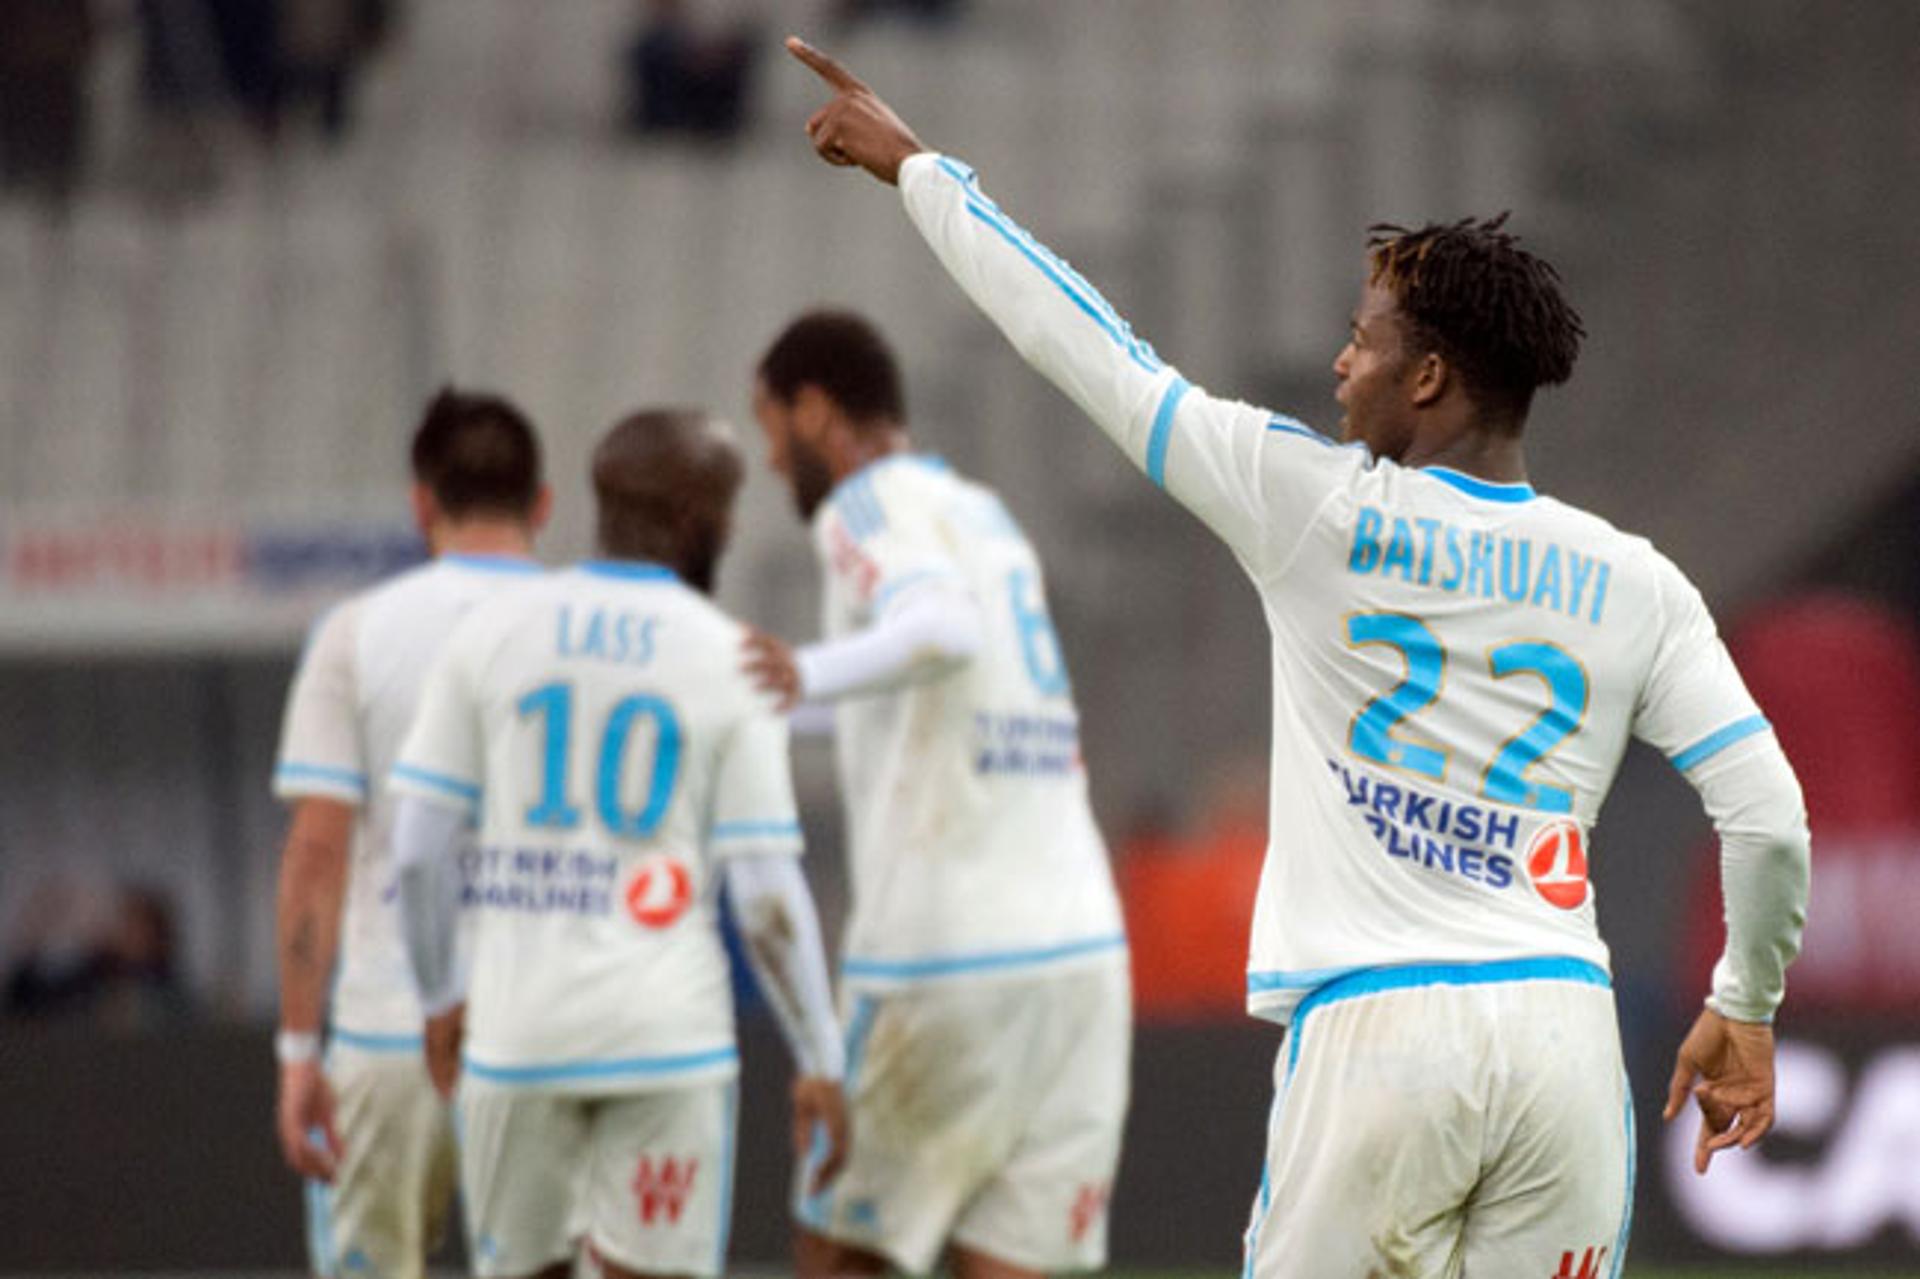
[625,855,693,928]
[1524,819,1589,910]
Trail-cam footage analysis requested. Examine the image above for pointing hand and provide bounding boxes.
[787,36,928,185]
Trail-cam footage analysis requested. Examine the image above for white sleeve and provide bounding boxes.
[796,583,983,703]
[1634,555,1810,1022]
[390,636,484,821]
[724,854,845,1079]
[273,602,368,805]
[708,701,805,859]
[899,152,1368,569]
[393,794,469,1016]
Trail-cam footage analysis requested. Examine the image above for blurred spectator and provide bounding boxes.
[624,0,759,141]
[0,0,97,210]
[832,0,967,30]
[278,0,393,141]
[134,0,228,199]
[4,876,192,1030]
[203,0,282,136]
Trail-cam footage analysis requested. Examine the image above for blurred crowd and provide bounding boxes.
[2,873,191,1030]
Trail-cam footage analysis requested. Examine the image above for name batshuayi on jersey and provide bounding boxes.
[273,554,546,1046]
[896,153,1779,1025]
[812,454,1126,990]
[390,563,803,1092]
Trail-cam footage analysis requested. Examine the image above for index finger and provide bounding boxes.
[786,36,868,95]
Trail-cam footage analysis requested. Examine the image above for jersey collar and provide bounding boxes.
[1422,466,1537,504]
[440,553,543,574]
[577,559,680,584]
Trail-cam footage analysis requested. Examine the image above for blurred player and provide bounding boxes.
[390,409,847,1279]
[788,40,1812,1279]
[746,311,1131,1279]
[272,388,551,1279]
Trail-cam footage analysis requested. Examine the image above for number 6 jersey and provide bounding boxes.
[898,152,1808,1026]
[391,562,803,1091]
[811,453,1127,993]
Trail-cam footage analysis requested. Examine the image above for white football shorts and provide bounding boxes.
[305,1040,458,1279]
[457,1079,737,1278]
[796,961,1131,1275]
[1242,957,1633,1279]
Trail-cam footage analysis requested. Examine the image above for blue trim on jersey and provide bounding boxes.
[330,1027,425,1053]
[276,762,369,795]
[842,933,1126,981]
[872,569,962,615]
[1609,1080,1637,1279]
[461,1045,738,1085]
[578,560,679,583]
[716,1080,738,1274]
[1423,466,1537,503]
[1246,963,1365,995]
[441,553,542,574]
[1291,956,1610,1027]
[1670,715,1771,771]
[1145,376,1193,489]
[390,763,481,805]
[710,820,803,840]
[937,156,1163,376]
[1266,414,1333,445]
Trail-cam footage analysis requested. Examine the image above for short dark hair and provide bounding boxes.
[409,387,543,519]
[1367,214,1585,426]
[756,310,906,426]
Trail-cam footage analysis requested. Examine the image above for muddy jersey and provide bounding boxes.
[811,455,1126,991]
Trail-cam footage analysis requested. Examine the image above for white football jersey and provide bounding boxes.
[391,562,802,1091]
[274,554,545,1044]
[903,154,1785,1024]
[812,454,1126,990]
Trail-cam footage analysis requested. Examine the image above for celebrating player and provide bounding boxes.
[271,389,551,1279]
[746,310,1131,1279]
[389,408,847,1279]
[787,38,1812,1279]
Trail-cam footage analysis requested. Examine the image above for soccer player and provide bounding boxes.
[745,310,1131,1279]
[786,39,1812,1279]
[272,388,551,1279]
[389,409,848,1279]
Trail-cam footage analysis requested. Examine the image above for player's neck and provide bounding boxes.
[831,426,909,483]
[434,520,534,560]
[1402,428,1528,486]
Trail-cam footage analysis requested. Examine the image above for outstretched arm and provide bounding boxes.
[788,38,1333,564]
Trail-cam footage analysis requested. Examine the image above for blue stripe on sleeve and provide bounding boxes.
[1669,715,1771,771]
[390,763,481,805]
[1145,376,1193,489]
[275,762,369,794]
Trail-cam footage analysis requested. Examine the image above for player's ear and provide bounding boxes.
[528,484,555,537]
[410,482,441,547]
[1410,351,1449,408]
[792,383,835,441]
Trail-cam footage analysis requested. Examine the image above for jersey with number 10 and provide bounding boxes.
[391,562,803,1091]
[903,153,1784,1025]
[813,455,1126,990]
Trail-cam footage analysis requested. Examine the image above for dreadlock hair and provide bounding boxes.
[1367,213,1585,431]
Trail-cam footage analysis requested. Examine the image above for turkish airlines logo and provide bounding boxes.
[632,1154,699,1226]
[1525,820,1589,910]
[624,856,692,929]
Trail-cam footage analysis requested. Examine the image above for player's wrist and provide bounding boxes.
[275,1029,323,1065]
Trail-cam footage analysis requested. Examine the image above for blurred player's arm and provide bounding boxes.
[711,709,849,1190]
[744,585,982,711]
[1637,558,1810,1172]
[789,37,1323,561]
[389,638,488,1099]
[270,604,368,1182]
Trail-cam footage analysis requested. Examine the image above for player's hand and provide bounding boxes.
[277,1059,343,1182]
[424,1003,465,1101]
[1663,1007,1776,1173]
[743,627,803,711]
[792,1075,850,1194]
[787,36,927,185]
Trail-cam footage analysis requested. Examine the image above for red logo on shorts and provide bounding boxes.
[632,1155,698,1226]
[625,856,692,929]
[1525,821,1589,910]
[1551,1246,1609,1279]
[1070,1182,1110,1242]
